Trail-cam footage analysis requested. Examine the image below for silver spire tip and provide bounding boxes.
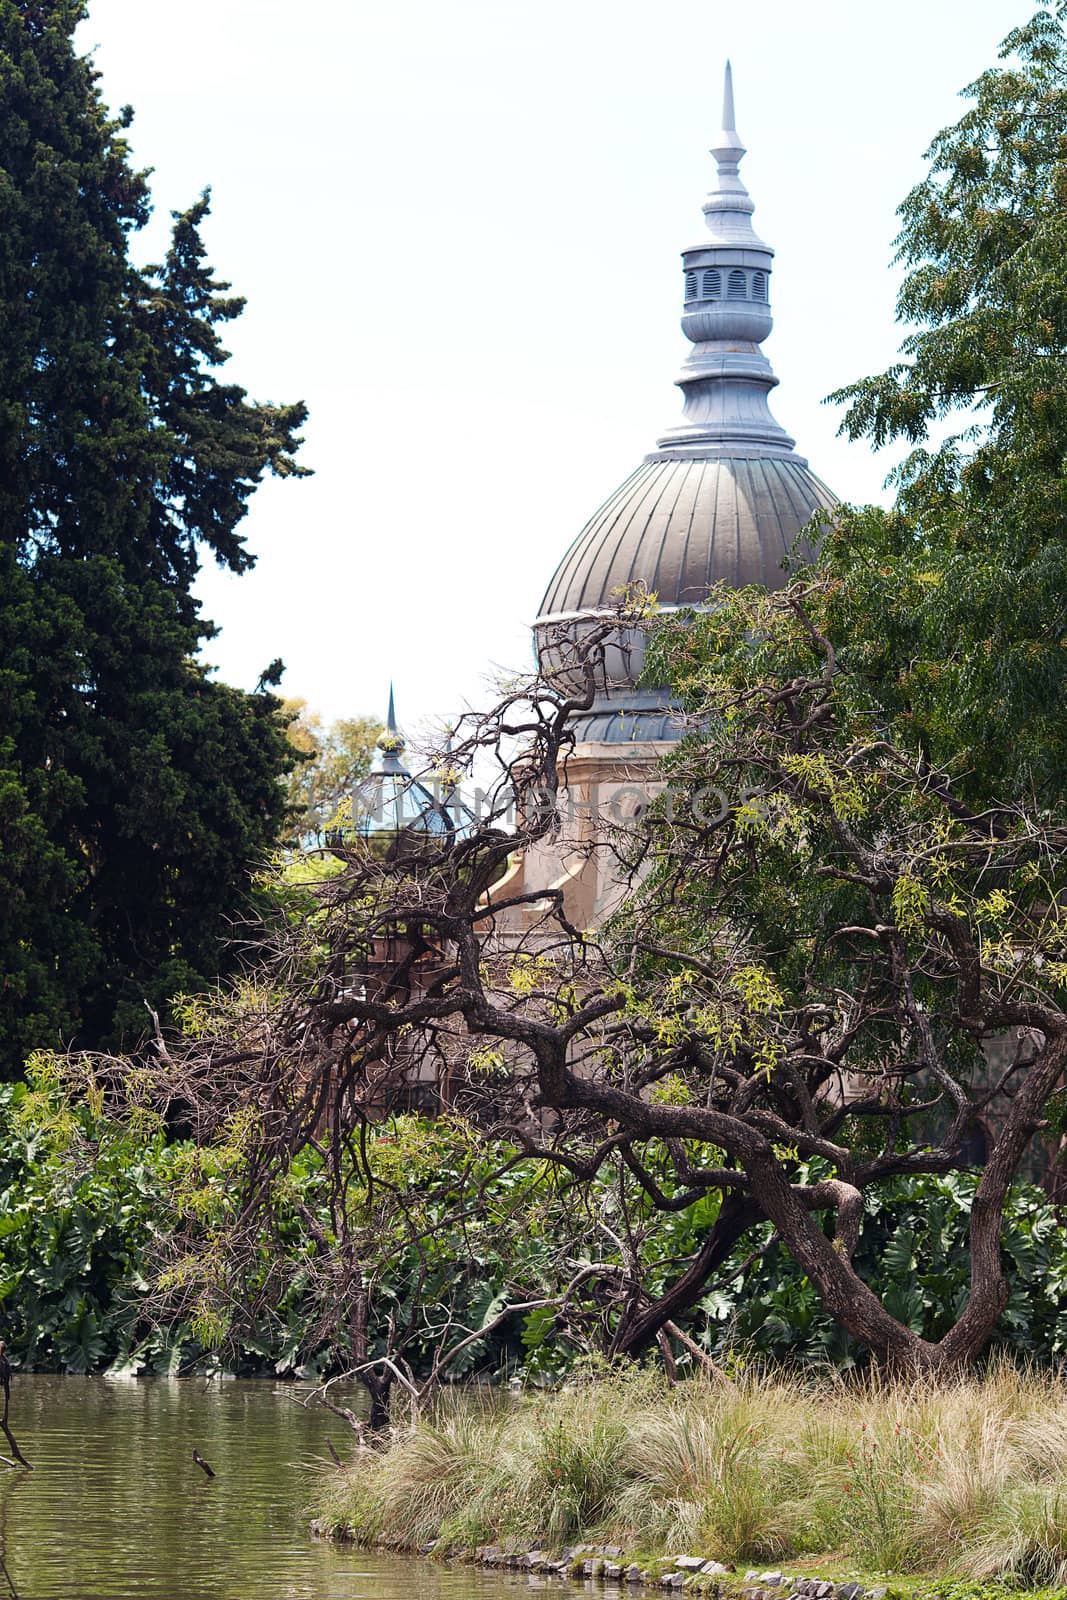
[722,60,736,134]
[711,58,745,161]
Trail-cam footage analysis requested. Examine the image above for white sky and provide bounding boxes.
[79,0,1029,740]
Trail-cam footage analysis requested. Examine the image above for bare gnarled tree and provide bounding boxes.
[93,587,1067,1393]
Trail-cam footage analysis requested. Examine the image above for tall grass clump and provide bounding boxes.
[617,1375,808,1559]
[522,1408,628,1545]
[965,1484,1067,1589]
[314,1360,1067,1583]
[315,1400,512,1548]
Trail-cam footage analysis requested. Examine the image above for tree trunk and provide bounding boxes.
[365,1374,393,1432]
[937,1031,1067,1367]
[611,1194,760,1358]
[743,1034,1067,1374]
[744,1148,939,1372]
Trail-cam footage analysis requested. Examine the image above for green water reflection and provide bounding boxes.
[0,1377,579,1600]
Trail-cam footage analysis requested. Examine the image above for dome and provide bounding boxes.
[531,66,838,740]
[325,688,471,853]
[537,454,836,621]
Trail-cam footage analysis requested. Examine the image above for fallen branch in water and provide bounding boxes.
[0,1345,31,1472]
[0,1434,29,1476]
[318,1398,368,1442]
[306,1266,626,1430]
[0,1550,18,1600]
[192,1450,215,1479]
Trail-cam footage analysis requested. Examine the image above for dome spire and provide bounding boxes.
[700,61,765,248]
[721,58,736,133]
[377,682,407,773]
[353,688,471,844]
[652,64,798,461]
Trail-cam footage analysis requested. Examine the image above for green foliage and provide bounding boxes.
[4,1050,1066,1383]
[281,699,381,846]
[0,1068,170,1373]
[0,1054,594,1380]
[826,4,1067,804]
[908,1586,1067,1600]
[0,1,308,1073]
[641,578,1067,1092]
[0,1060,320,1376]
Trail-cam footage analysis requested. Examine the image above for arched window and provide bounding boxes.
[752,271,767,301]
[684,271,697,302]
[727,269,747,300]
[702,269,721,300]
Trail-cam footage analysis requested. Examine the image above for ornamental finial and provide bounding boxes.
[722,60,737,139]
[378,683,407,769]
[706,61,755,231]
[652,64,795,459]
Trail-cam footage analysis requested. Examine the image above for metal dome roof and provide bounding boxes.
[536,454,836,622]
[324,688,472,851]
[530,68,840,744]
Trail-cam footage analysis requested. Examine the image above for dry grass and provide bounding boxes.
[313,1361,1067,1584]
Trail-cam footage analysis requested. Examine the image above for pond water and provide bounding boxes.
[0,1376,580,1600]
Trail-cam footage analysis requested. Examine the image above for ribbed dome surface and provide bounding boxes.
[529,71,841,743]
[538,454,837,622]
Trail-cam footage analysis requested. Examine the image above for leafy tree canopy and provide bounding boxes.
[47,592,1067,1388]
[825,3,1067,806]
[281,700,381,848]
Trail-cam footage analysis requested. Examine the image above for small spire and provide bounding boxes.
[378,683,407,770]
[707,60,753,224]
[722,59,736,137]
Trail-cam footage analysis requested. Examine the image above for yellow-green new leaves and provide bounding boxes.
[727,965,786,1079]
[190,1305,232,1352]
[467,1046,508,1080]
[974,888,1013,927]
[779,752,871,824]
[893,874,932,936]
[508,954,552,996]
[728,963,785,1016]
[618,952,786,1082]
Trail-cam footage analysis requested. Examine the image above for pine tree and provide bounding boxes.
[0,1,309,1072]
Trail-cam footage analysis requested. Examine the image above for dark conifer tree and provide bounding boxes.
[0,1,309,1072]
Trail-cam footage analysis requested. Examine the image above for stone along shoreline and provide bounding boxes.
[310,1527,892,1600]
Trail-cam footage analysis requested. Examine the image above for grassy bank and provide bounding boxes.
[313,1365,1067,1591]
